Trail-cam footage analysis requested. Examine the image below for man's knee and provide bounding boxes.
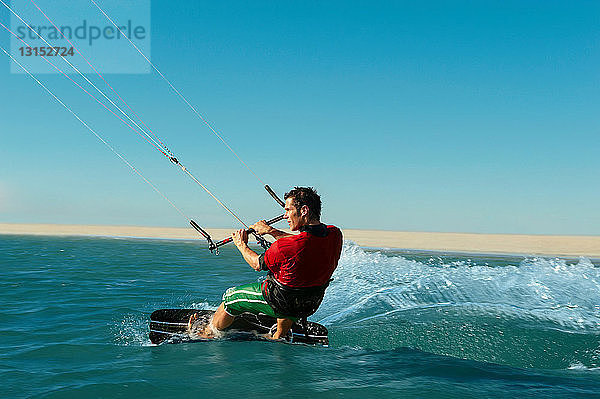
[212,303,235,330]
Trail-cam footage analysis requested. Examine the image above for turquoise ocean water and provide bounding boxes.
[2,234,599,398]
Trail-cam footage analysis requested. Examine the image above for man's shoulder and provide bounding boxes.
[272,225,341,248]
[270,233,305,251]
[276,233,308,246]
[326,225,343,238]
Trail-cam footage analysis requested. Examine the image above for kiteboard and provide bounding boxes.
[149,308,329,346]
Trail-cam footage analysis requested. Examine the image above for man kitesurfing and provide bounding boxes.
[188,187,343,340]
[1,0,340,345]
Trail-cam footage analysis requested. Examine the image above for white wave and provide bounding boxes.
[315,242,600,331]
[568,361,600,372]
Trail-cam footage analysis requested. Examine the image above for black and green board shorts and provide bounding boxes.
[222,282,297,321]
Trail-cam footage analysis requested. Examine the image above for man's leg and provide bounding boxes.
[271,318,293,339]
[210,302,234,330]
[188,282,293,339]
[188,303,234,338]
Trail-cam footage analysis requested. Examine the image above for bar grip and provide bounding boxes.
[211,213,285,249]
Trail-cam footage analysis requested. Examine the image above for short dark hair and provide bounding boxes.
[284,187,321,220]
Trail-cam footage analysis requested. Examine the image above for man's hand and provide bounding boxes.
[250,220,275,236]
[232,229,261,271]
[232,229,249,248]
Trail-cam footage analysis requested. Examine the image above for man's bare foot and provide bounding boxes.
[187,312,214,339]
[187,312,199,332]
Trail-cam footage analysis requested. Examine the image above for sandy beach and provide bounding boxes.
[1,223,598,258]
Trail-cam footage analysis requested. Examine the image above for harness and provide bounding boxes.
[263,273,332,318]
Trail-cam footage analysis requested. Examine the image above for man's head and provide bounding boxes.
[284,187,321,231]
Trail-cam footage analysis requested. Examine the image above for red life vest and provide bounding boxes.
[262,224,343,288]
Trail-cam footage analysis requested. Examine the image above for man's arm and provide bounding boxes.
[251,220,292,240]
[231,229,261,271]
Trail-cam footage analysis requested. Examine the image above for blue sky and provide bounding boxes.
[1,0,599,235]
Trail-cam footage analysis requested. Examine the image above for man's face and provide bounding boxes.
[284,197,304,231]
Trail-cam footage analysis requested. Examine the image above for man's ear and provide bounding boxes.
[301,205,309,218]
